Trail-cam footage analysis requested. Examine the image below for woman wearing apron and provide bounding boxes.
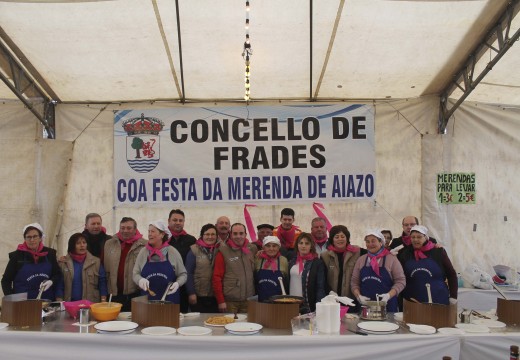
[1,223,61,300]
[351,230,406,312]
[398,225,458,305]
[132,220,187,303]
[254,236,288,302]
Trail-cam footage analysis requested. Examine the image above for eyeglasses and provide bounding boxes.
[25,235,40,240]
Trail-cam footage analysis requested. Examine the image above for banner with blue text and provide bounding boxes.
[114,104,375,206]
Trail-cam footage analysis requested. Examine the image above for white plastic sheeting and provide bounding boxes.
[1,97,519,298]
[0,0,518,104]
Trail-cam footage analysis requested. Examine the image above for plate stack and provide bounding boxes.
[225,322,263,335]
[357,321,399,334]
[94,321,139,335]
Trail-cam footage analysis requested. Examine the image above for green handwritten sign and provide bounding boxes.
[437,172,476,204]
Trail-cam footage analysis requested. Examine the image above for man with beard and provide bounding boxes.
[212,223,257,313]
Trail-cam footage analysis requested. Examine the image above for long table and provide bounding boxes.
[0,312,518,360]
[457,288,520,310]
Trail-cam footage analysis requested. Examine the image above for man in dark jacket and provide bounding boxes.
[83,213,111,261]
[168,209,196,313]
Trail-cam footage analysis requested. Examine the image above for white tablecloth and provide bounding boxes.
[0,331,462,360]
[457,288,520,310]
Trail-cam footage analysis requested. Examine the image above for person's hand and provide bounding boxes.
[138,278,149,291]
[58,256,67,263]
[390,244,404,256]
[379,293,391,303]
[40,280,53,291]
[218,302,227,312]
[166,282,179,295]
[357,295,370,304]
[449,297,457,304]
[435,243,443,248]
[188,294,197,305]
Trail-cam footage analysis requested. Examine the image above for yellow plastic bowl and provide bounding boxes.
[90,302,123,321]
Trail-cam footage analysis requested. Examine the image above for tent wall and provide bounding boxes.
[1,97,519,296]
[0,102,72,294]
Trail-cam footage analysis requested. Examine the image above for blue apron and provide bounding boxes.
[403,256,449,305]
[13,256,54,300]
[360,255,399,312]
[256,258,283,302]
[141,253,179,303]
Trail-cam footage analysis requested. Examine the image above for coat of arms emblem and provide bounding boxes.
[122,114,164,173]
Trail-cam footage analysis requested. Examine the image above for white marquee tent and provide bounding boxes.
[0,0,519,296]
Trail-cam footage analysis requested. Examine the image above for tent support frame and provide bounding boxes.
[0,40,56,138]
[438,0,520,133]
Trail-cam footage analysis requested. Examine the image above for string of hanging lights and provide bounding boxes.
[242,1,252,102]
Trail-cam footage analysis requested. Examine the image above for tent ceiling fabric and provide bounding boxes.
[0,0,518,105]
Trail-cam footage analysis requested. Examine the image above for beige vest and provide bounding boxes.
[321,250,360,298]
[59,252,101,302]
[190,244,215,297]
[104,236,147,295]
[218,243,256,302]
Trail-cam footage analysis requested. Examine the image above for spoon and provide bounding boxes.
[425,283,432,304]
[36,281,45,300]
[148,288,156,297]
[278,277,287,296]
[491,282,509,300]
[161,282,173,302]
[108,293,113,307]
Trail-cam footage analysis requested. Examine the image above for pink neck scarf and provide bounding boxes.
[259,251,280,271]
[145,241,169,261]
[69,252,86,263]
[327,244,360,254]
[296,253,317,274]
[169,227,187,239]
[227,238,250,254]
[116,229,143,248]
[414,241,435,261]
[313,235,328,246]
[402,235,412,246]
[276,225,297,248]
[17,242,48,264]
[367,248,390,277]
[196,238,218,251]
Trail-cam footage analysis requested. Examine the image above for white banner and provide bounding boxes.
[114,104,375,206]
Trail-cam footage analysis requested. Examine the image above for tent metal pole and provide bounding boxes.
[439,0,520,133]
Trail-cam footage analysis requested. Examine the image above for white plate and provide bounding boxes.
[408,324,436,335]
[182,312,200,318]
[225,314,247,321]
[0,323,9,330]
[361,329,398,335]
[471,319,506,328]
[97,329,136,335]
[393,312,403,322]
[177,326,212,336]
[228,329,260,336]
[455,323,490,333]
[204,320,229,327]
[94,321,139,332]
[141,326,177,336]
[117,312,132,320]
[357,321,399,333]
[438,327,465,335]
[225,322,263,333]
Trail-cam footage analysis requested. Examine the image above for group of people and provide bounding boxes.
[1,210,458,315]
